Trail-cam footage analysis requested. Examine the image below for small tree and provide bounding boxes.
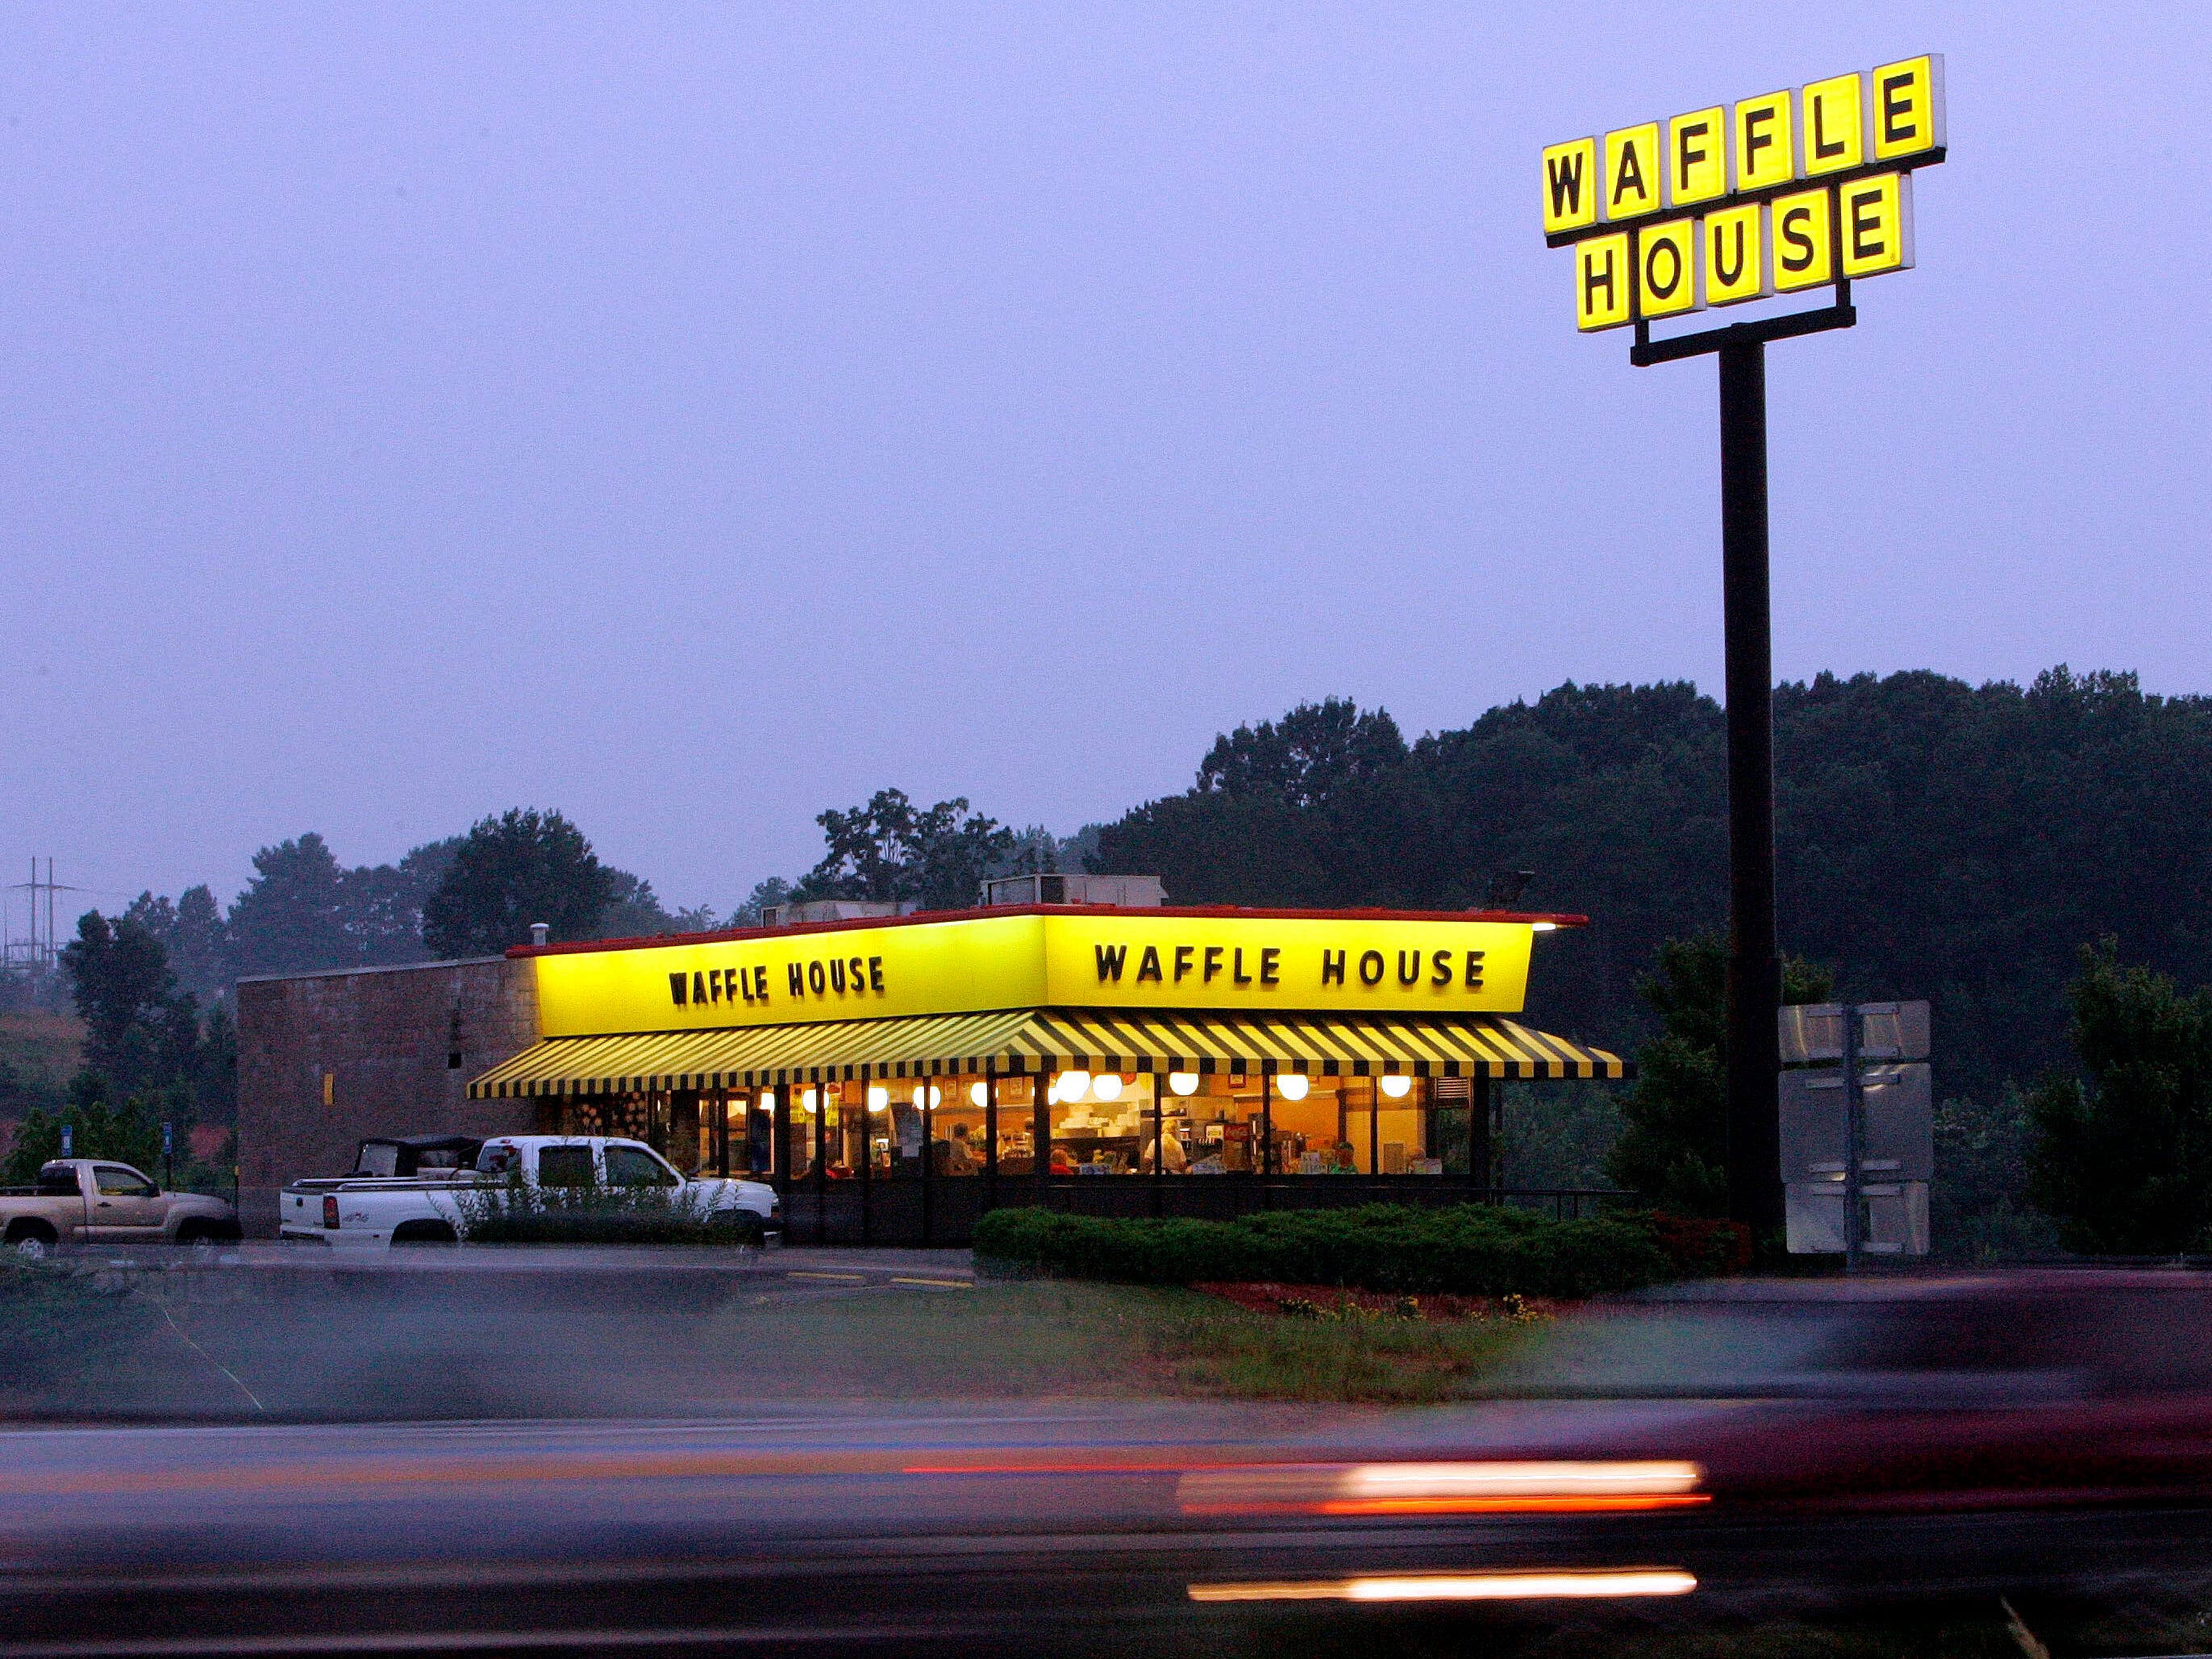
[1605,935,1833,1217]
[802,790,1017,911]
[60,912,201,1095]
[2027,940,2212,1254]
[422,809,617,957]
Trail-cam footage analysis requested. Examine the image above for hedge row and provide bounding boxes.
[971,1204,1744,1298]
[456,1182,762,1247]
[461,1209,760,1246]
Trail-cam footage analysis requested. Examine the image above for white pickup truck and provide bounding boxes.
[280,1135,778,1248]
[2,1160,240,1256]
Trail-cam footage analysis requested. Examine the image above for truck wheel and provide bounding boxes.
[8,1221,57,1260]
[174,1220,208,1246]
[389,1220,458,1245]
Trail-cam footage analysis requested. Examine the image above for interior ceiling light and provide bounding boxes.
[802,1088,819,1111]
[1056,1070,1091,1103]
[1274,1073,1310,1101]
[1093,1074,1123,1101]
[1380,1074,1414,1098]
[969,1082,987,1107]
[757,1092,776,1111]
[867,1086,889,1112]
[1168,1073,1200,1096]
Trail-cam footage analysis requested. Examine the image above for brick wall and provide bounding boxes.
[235,957,540,1236]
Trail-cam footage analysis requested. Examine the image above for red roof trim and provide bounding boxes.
[508,904,1591,959]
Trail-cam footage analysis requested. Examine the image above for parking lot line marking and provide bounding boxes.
[787,1270,869,1282]
[889,1276,972,1289]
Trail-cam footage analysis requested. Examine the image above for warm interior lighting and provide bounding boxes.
[1379,1074,1413,1099]
[801,1088,818,1112]
[867,1086,889,1112]
[1188,1569,1696,1604]
[1273,1073,1310,1101]
[1056,1070,1091,1103]
[1093,1074,1123,1101]
[969,1082,987,1107]
[1531,920,1560,932]
[1168,1072,1200,1096]
[757,1091,775,1112]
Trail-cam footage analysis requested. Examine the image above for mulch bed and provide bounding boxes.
[1193,1281,1566,1322]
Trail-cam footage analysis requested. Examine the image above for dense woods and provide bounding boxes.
[1096,668,2210,1115]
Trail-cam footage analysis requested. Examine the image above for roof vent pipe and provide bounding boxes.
[529,923,550,947]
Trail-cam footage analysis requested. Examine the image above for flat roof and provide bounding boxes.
[510,903,1591,961]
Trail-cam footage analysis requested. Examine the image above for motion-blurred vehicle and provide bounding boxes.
[0,1159,240,1255]
[19,1273,2212,1655]
[280,1133,778,1247]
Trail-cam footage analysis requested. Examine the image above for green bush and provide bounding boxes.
[454,1169,760,1247]
[973,1203,1682,1298]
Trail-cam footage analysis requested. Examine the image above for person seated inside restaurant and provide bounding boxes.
[1143,1129,1189,1173]
[930,1128,977,1173]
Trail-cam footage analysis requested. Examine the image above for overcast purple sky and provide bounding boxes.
[5,3,2208,920]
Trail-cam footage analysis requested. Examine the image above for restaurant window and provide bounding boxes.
[784,1088,815,1182]
[931,1077,987,1176]
[1266,1073,1361,1174]
[995,1076,1037,1174]
[876,1082,926,1179]
[739,1092,774,1176]
[1431,1078,1473,1178]
[1049,1070,1148,1175]
[823,1084,863,1179]
[1356,1074,1439,1173]
[1158,1072,1264,1175]
[667,1091,702,1175]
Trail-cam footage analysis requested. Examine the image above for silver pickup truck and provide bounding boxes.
[1,1159,240,1257]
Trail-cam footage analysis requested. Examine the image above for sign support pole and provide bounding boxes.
[1718,338,1784,1247]
[1629,293,1856,1248]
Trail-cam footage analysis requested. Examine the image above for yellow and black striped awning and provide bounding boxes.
[467,1008,1626,1099]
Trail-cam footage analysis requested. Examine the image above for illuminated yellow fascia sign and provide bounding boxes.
[531,913,1542,1037]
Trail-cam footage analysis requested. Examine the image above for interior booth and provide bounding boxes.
[467,902,1625,1245]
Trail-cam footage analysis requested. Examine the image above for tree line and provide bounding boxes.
[33,662,2212,1253]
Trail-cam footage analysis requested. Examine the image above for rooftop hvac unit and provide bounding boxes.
[980,873,1166,909]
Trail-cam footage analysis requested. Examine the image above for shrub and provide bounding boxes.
[973,1203,1684,1299]
[454,1169,757,1246]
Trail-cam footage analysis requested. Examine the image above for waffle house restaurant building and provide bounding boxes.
[464,894,1625,1244]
